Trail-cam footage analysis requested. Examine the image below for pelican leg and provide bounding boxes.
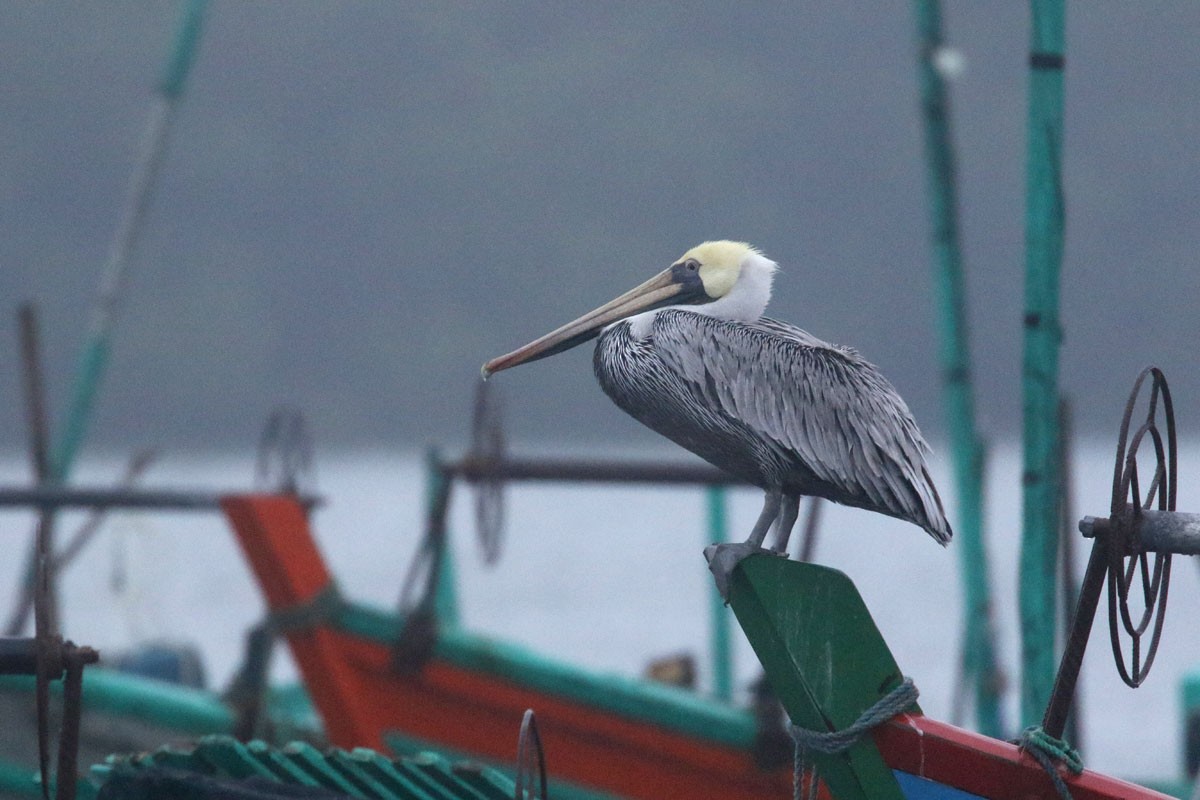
[704,489,781,600]
[746,489,782,548]
[769,493,802,553]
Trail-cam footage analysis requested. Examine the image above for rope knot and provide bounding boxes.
[1018,725,1083,800]
[788,677,918,800]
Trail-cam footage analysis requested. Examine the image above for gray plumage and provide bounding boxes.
[594,309,952,544]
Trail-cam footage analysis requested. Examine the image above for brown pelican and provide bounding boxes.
[482,241,951,596]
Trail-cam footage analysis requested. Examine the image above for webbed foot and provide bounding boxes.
[704,541,775,601]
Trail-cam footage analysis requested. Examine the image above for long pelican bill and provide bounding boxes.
[482,267,692,378]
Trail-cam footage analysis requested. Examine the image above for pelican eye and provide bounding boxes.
[685,259,699,272]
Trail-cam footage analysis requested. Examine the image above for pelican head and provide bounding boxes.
[482,240,777,377]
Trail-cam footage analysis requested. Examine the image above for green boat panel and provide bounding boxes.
[726,554,913,800]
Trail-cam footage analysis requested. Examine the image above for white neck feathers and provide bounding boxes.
[625,250,778,339]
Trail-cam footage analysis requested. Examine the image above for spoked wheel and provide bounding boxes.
[471,381,507,565]
[1105,366,1176,687]
[1041,366,1182,741]
[255,407,315,496]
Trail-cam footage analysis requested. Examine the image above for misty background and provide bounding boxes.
[1,3,1197,460]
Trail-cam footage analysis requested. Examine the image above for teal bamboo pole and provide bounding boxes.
[706,486,733,702]
[911,0,1003,737]
[51,0,210,480]
[1019,0,1067,727]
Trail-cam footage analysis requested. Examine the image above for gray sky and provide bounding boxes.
[1,3,1197,460]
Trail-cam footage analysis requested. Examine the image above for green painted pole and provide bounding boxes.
[51,0,210,481]
[1019,0,1067,727]
[706,486,733,702]
[423,450,460,628]
[911,0,1003,737]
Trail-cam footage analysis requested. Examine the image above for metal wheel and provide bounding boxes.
[255,407,315,495]
[1106,366,1176,687]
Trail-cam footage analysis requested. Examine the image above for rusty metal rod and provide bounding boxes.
[55,643,99,800]
[448,456,750,487]
[10,304,58,637]
[52,451,157,573]
[0,488,321,512]
[19,306,50,487]
[1041,534,1109,741]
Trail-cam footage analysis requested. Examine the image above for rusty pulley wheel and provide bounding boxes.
[255,407,315,496]
[472,381,507,565]
[1106,366,1176,687]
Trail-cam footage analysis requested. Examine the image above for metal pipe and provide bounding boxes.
[1080,510,1200,555]
[449,456,748,487]
[0,638,40,676]
[0,488,321,512]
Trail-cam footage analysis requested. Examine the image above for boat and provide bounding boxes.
[0,363,1195,798]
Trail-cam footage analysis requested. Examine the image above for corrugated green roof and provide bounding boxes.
[89,735,517,800]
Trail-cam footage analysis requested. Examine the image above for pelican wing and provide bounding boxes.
[654,311,950,541]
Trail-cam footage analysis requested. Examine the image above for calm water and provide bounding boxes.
[0,439,1196,783]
